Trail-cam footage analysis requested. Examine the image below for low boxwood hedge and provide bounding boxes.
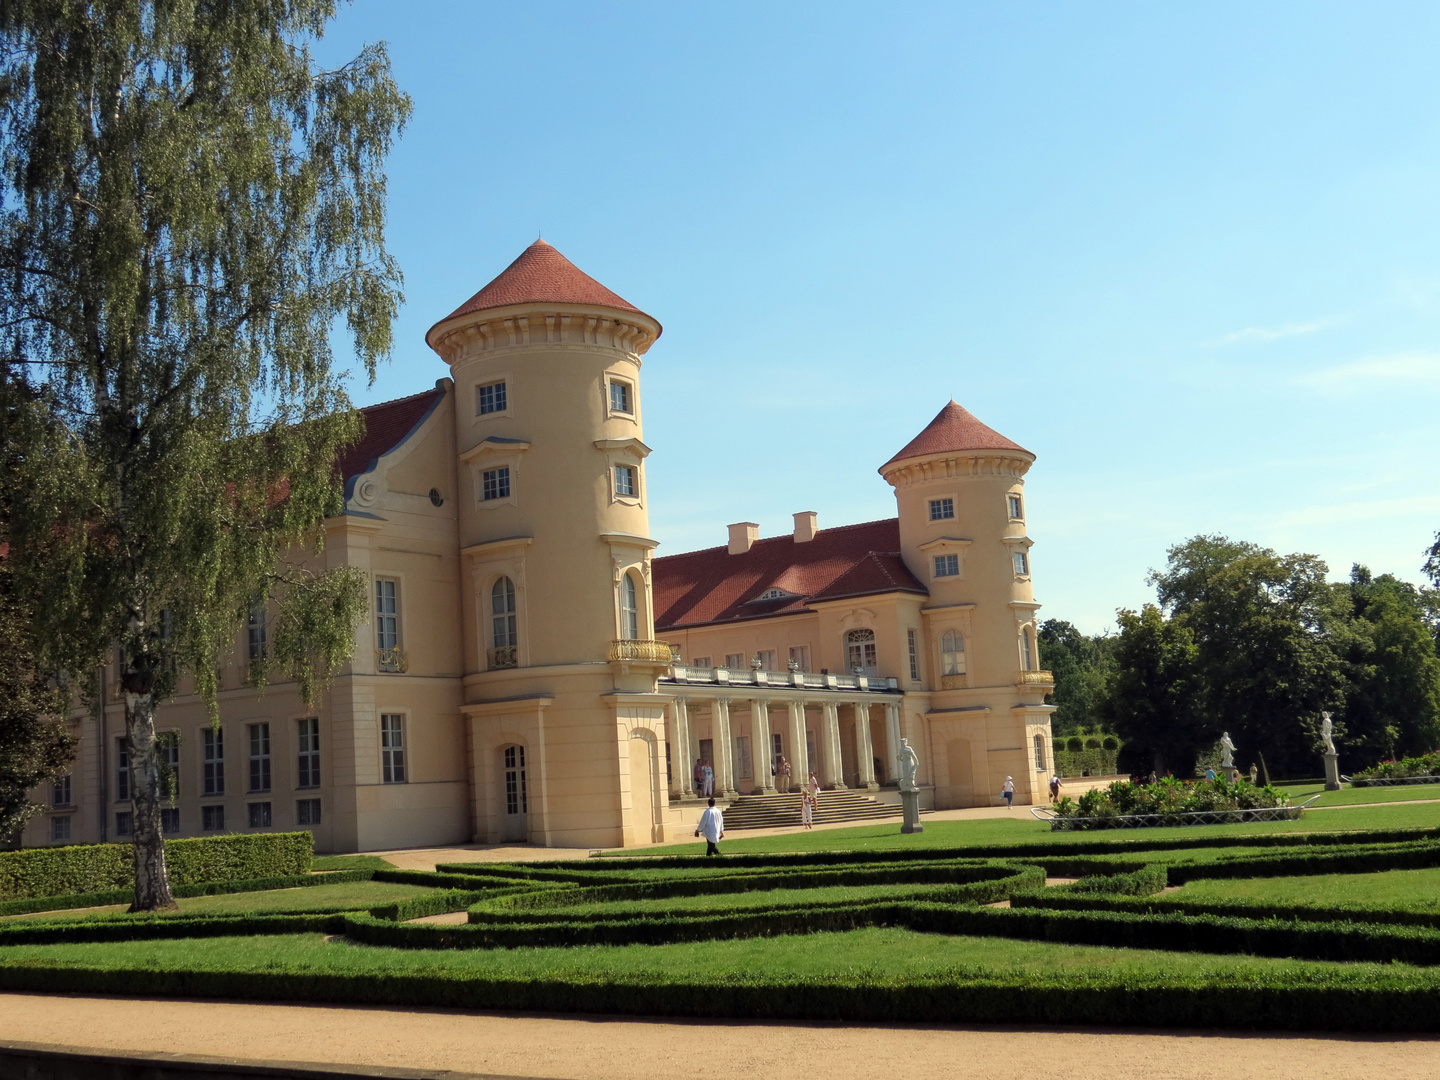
[0,832,314,900]
[0,869,373,918]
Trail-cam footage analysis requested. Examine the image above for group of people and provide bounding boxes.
[693,766,824,855]
[692,757,715,797]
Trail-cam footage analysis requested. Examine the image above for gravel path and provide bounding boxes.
[1,994,1436,1080]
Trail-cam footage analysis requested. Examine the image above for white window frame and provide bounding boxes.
[297,717,320,790]
[1008,492,1025,520]
[907,629,920,682]
[490,575,518,664]
[462,440,527,511]
[755,649,776,671]
[606,375,636,418]
[51,774,71,807]
[933,553,960,578]
[248,722,272,793]
[845,628,878,674]
[928,497,955,522]
[1034,733,1047,771]
[480,465,511,502]
[920,536,971,585]
[247,602,267,662]
[724,653,745,670]
[375,578,400,653]
[941,629,966,676]
[692,655,712,668]
[51,815,71,842]
[475,377,510,418]
[1020,626,1037,671]
[619,572,641,640]
[202,727,224,797]
[613,463,637,499]
[1013,551,1030,577]
[788,645,810,672]
[381,714,407,784]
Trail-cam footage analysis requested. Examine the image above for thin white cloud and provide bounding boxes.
[1211,316,1341,346]
[1299,352,1440,394]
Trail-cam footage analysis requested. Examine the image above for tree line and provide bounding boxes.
[1040,534,1440,780]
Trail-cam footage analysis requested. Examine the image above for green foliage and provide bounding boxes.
[1352,753,1440,782]
[1051,726,1121,776]
[311,854,394,872]
[1051,777,1290,828]
[1038,619,1117,734]
[1099,604,1205,775]
[0,831,312,900]
[0,869,372,918]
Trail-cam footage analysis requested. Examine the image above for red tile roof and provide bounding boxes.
[337,385,445,484]
[430,239,657,330]
[653,518,926,631]
[882,401,1031,470]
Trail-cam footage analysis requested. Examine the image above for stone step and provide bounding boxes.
[717,791,904,830]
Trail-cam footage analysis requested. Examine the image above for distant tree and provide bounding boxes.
[1332,565,1440,766]
[1099,604,1205,775]
[0,1,409,908]
[1149,535,1346,778]
[1038,619,1116,734]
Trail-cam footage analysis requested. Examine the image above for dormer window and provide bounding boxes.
[929,498,954,521]
[1008,493,1024,520]
[758,588,786,600]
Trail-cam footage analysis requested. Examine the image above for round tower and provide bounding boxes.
[879,401,1055,807]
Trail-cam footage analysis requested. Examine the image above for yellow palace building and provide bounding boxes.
[22,241,1055,852]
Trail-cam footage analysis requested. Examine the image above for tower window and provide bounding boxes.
[933,554,959,578]
[481,467,511,502]
[614,464,637,497]
[928,498,954,521]
[490,576,518,669]
[620,573,640,640]
[1013,551,1030,577]
[1008,494,1024,520]
[609,380,632,414]
[941,629,966,676]
[1021,627,1036,671]
[477,380,507,415]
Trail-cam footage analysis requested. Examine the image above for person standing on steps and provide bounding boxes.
[808,771,821,799]
[695,797,725,856]
[701,759,714,797]
[1002,776,1014,807]
[777,756,792,793]
[693,758,705,796]
[800,788,815,829]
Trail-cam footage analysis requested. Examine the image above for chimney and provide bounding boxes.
[793,511,818,543]
[728,522,759,555]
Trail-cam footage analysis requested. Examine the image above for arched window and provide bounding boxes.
[845,628,877,674]
[941,630,966,676]
[489,577,518,669]
[1033,733,1046,771]
[1020,626,1036,671]
[620,573,640,640]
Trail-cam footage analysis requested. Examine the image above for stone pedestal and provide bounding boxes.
[1324,752,1341,792]
[900,788,923,834]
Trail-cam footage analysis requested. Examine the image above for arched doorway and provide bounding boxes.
[628,735,659,845]
[500,744,528,842]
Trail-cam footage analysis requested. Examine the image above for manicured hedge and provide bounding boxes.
[0,869,373,918]
[0,832,314,900]
[1012,889,1440,930]
[1167,841,1440,884]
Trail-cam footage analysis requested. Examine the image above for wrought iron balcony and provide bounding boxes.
[608,639,676,663]
[377,647,409,674]
[488,646,518,670]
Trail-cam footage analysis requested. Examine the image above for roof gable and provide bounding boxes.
[882,401,1030,469]
[336,386,446,483]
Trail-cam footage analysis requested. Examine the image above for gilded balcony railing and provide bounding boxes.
[377,647,409,674]
[1018,669,1054,686]
[608,639,675,663]
[488,646,518,670]
[940,673,968,690]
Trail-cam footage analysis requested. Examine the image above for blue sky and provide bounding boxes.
[322,1,1440,632]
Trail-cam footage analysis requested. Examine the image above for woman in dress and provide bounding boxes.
[800,788,815,829]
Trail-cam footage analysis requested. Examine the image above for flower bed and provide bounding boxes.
[1044,778,1295,831]
[1350,754,1440,786]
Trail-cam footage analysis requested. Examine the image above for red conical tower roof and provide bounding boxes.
[429,239,656,333]
[882,401,1031,470]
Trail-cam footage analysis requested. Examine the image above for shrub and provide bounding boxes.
[1050,778,1290,828]
[1352,753,1440,782]
[1066,736,1084,752]
[0,832,313,900]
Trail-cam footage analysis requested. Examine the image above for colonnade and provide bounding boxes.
[667,695,906,799]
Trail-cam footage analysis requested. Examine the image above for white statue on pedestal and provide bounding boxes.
[1321,712,1337,756]
[1219,731,1236,769]
[898,737,920,792]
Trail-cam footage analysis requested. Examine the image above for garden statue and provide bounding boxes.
[1320,710,1341,791]
[1219,731,1236,769]
[898,738,923,833]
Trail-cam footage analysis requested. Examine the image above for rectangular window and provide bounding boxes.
[248,723,271,793]
[476,380,507,415]
[725,653,744,669]
[614,464,636,497]
[788,645,809,671]
[116,739,130,801]
[736,735,752,779]
[202,805,225,831]
[1013,551,1030,576]
[772,733,783,770]
[609,379,631,414]
[381,714,407,784]
[248,802,272,828]
[297,718,320,789]
[692,656,711,668]
[908,629,920,681]
[115,812,133,837]
[161,732,180,798]
[247,603,267,661]
[51,775,71,807]
[755,649,776,670]
[1008,494,1024,519]
[51,815,71,842]
[297,798,322,826]
[160,807,180,834]
[203,728,224,796]
[929,498,954,521]
[481,466,511,501]
[375,579,399,652]
[933,553,960,577]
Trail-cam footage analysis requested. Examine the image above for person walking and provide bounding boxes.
[701,760,714,797]
[695,797,724,856]
[800,788,815,829]
[1002,776,1015,807]
[777,757,792,793]
[1048,774,1062,802]
[808,771,821,799]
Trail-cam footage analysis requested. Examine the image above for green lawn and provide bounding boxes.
[1310,785,1440,807]
[311,855,395,872]
[1170,866,1440,911]
[509,881,972,918]
[0,927,1419,985]
[3,879,431,922]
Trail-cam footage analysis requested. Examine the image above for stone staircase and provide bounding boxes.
[716,790,905,830]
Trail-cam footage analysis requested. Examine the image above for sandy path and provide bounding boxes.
[1,994,1436,1080]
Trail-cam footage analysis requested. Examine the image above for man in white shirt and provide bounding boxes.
[695,797,724,856]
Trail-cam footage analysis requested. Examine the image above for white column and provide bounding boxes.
[788,701,809,787]
[672,697,693,798]
[885,702,903,787]
[821,701,846,789]
[751,698,775,793]
[856,702,877,789]
[713,698,737,797]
